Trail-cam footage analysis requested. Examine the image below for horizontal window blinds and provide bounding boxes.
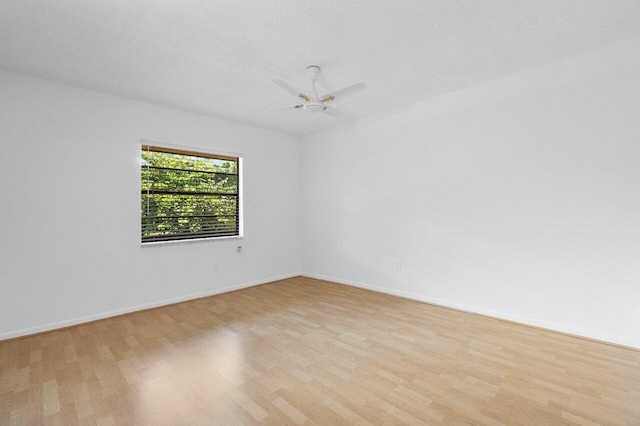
[141,145,240,243]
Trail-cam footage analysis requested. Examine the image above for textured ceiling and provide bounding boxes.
[2,1,640,136]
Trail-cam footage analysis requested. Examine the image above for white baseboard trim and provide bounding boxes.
[301,272,640,350]
[0,272,300,342]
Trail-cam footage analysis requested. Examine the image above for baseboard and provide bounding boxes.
[0,272,300,342]
[301,272,640,351]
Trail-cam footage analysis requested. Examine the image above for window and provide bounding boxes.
[141,145,241,243]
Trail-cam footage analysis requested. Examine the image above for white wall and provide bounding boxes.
[0,71,301,339]
[301,36,640,348]
[2,37,639,349]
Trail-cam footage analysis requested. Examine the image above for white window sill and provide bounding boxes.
[141,235,243,247]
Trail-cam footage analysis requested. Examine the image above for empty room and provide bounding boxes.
[1,1,639,425]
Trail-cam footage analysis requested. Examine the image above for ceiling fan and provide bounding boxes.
[273,66,367,117]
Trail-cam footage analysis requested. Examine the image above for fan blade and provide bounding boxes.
[322,82,367,103]
[322,105,343,117]
[271,105,304,112]
[273,79,309,101]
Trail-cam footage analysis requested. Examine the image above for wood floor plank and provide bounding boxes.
[1,276,638,425]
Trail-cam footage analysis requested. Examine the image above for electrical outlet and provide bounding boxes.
[394,260,401,270]
[213,262,219,272]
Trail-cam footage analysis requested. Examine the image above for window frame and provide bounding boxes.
[140,142,243,245]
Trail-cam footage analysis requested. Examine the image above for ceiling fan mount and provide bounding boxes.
[273,66,367,117]
[306,65,321,82]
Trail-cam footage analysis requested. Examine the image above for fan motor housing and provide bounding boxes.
[303,100,325,113]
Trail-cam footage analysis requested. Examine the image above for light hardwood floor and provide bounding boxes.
[1,276,638,425]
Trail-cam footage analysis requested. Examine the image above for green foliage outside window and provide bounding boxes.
[141,146,240,242]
